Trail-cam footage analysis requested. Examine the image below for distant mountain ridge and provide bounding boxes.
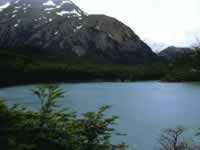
[158,46,194,61]
[0,0,159,64]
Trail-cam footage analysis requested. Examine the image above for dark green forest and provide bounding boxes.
[0,49,167,86]
[0,46,200,87]
[163,50,200,81]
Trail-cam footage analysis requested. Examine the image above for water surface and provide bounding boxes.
[0,81,200,150]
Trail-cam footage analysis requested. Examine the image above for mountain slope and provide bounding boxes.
[163,49,200,81]
[159,46,193,61]
[0,0,158,64]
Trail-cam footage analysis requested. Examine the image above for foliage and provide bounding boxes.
[0,49,167,86]
[163,50,200,82]
[159,126,196,150]
[0,84,127,150]
[2,47,200,84]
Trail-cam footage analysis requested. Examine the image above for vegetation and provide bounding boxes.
[163,49,200,82]
[0,49,167,86]
[0,84,127,150]
[159,126,197,150]
[1,46,200,86]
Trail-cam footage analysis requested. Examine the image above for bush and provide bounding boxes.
[0,84,127,150]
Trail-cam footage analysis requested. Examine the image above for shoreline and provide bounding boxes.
[1,78,199,88]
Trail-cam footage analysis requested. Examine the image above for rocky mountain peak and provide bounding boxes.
[0,0,158,64]
[0,0,85,25]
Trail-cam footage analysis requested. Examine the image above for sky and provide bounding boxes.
[73,0,200,51]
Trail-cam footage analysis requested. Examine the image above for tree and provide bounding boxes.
[159,126,195,150]
[76,105,120,149]
[0,84,127,150]
[32,84,65,128]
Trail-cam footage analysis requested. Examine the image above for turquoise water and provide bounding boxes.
[0,81,200,150]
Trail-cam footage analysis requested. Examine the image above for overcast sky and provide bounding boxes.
[73,0,200,50]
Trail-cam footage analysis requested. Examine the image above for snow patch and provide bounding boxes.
[15,0,20,4]
[54,31,58,35]
[13,10,18,13]
[15,6,21,9]
[95,25,100,30]
[56,0,72,9]
[76,25,82,30]
[108,33,113,38]
[62,0,73,4]
[56,10,81,16]
[73,25,82,32]
[44,8,55,11]
[43,0,56,6]
[12,15,16,18]
[14,24,19,27]
[0,2,10,12]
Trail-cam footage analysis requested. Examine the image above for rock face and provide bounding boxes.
[0,0,158,64]
[159,46,194,61]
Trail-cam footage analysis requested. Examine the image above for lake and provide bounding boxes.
[0,81,200,150]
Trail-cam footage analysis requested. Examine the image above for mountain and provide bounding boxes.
[158,46,194,61]
[0,0,158,64]
[162,49,200,81]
